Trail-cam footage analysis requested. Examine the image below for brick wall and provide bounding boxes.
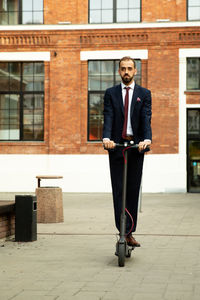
[186,92,200,105]
[0,25,199,155]
[142,0,186,22]
[44,0,88,24]
[44,0,187,24]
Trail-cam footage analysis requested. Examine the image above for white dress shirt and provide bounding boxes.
[121,81,135,136]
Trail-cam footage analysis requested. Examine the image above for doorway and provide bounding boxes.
[187,109,200,192]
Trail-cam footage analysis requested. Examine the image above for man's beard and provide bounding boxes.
[121,74,134,84]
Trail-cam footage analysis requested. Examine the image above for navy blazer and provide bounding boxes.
[103,83,152,144]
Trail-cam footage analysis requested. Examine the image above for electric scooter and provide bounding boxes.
[114,141,150,267]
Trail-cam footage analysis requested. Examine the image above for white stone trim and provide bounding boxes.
[179,48,200,154]
[0,154,187,193]
[0,52,50,61]
[178,48,200,192]
[186,104,200,108]
[0,21,200,31]
[179,48,200,58]
[179,54,187,156]
[80,50,148,61]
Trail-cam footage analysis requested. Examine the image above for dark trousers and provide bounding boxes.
[109,148,144,234]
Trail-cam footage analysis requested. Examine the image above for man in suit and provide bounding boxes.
[103,56,152,247]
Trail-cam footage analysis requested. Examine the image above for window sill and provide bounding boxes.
[0,141,46,146]
[185,90,200,95]
[87,141,102,144]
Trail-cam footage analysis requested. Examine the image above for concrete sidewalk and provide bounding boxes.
[0,193,200,300]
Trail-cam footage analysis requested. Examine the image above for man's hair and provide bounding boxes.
[119,56,136,68]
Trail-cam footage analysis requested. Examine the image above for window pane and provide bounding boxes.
[34,125,43,140]
[24,112,34,125]
[9,62,20,91]
[34,94,44,109]
[0,0,8,12]
[23,125,34,140]
[115,60,121,84]
[88,61,101,90]
[10,77,20,91]
[0,125,9,139]
[34,113,43,124]
[0,110,9,123]
[9,124,20,139]
[33,11,43,23]
[0,94,20,140]
[23,63,34,75]
[117,9,128,22]
[90,10,101,23]
[187,72,199,89]
[188,7,200,20]
[9,62,20,76]
[34,76,44,91]
[0,12,8,24]
[33,0,43,10]
[101,61,114,90]
[129,8,140,22]
[129,0,140,8]
[34,63,44,75]
[8,0,18,11]
[117,0,128,8]
[0,77,9,91]
[102,0,113,9]
[90,0,101,9]
[89,76,101,90]
[102,9,113,22]
[10,94,19,109]
[8,11,18,24]
[10,109,19,124]
[187,58,200,90]
[188,110,200,135]
[189,0,200,6]
[0,62,9,73]
[22,11,33,24]
[0,94,9,109]
[23,94,34,109]
[23,76,34,91]
[88,93,104,140]
[22,0,32,11]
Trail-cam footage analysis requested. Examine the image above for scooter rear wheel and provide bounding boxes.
[118,243,125,267]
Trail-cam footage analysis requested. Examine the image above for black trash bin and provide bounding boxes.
[15,195,37,242]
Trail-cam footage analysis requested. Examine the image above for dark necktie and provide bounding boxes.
[122,87,130,139]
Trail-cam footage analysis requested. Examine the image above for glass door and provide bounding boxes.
[187,109,200,192]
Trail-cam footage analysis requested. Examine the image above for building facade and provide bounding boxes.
[0,0,200,193]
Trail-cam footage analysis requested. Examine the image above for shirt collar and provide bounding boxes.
[121,81,135,90]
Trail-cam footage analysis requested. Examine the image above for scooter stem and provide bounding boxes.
[119,149,128,241]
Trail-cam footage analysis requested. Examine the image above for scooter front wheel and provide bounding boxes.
[118,243,125,267]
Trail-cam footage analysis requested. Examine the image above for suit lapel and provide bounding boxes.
[130,84,139,116]
[115,84,124,116]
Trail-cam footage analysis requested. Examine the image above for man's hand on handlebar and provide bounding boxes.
[138,140,151,152]
[103,138,115,150]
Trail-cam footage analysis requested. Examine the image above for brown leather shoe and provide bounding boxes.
[126,234,141,247]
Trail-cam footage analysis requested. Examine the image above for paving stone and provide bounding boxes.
[0,193,200,300]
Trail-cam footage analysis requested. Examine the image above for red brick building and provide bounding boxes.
[0,0,200,193]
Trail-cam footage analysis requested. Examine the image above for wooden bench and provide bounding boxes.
[0,201,15,239]
[36,175,63,188]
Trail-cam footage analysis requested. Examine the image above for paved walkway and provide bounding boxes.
[0,192,200,300]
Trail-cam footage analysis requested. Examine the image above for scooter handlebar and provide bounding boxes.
[104,141,150,152]
[115,142,150,152]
